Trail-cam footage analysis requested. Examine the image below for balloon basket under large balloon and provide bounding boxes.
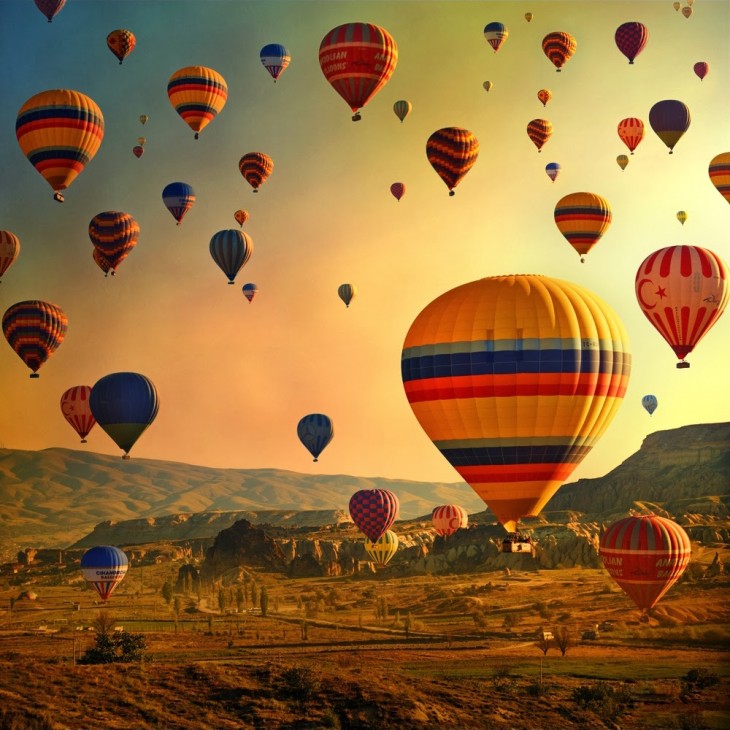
[122,454,130,460]
[228,280,234,285]
[81,439,87,444]
[677,361,690,369]
[313,458,318,462]
[449,191,455,197]
[53,192,65,203]
[30,373,39,379]
[194,133,199,140]
[352,112,362,122]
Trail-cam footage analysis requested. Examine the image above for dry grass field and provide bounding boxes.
[1,545,728,729]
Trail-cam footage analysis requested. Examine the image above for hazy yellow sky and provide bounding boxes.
[0,0,728,489]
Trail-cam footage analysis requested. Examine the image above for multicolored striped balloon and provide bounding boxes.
[426,127,479,196]
[209,229,253,284]
[34,0,66,23]
[616,155,629,170]
[527,118,553,152]
[0,231,20,282]
[364,530,399,566]
[2,300,68,378]
[80,546,129,601]
[390,182,406,201]
[319,22,397,121]
[648,99,691,154]
[349,489,399,542]
[617,117,645,154]
[242,283,258,303]
[641,394,658,416]
[599,515,691,613]
[88,211,140,273]
[635,245,728,368]
[167,66,228,139]
[542,31,577,72]
[338,283,357,308]
[260,43,291,82]
[614,22,648,64]
[545,162,561,182]
[708,152,730,206]
[162,182,196,225]
[432,505,468,538]
[16,89,104,202]
[106,29,136,65]
[297,413,334,462]
[554,192,612,262]
[89,372,159,459]
[483,22,509,53]
[234,209,249,227]
[239,153,273,192]
[393,100,411,123]
[401,275,631,533]
[537,88,552,107]
[60,385,96,442]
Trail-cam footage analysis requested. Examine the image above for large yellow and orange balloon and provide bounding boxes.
[708,152,730,206]
[16,90,104,202]
[167,66,228,139]
[401,275,631,533]
[635,245,728,368]
[554,192,612,262]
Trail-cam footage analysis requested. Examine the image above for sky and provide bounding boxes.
[0,0,728,491]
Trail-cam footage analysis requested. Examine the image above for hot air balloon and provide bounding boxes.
[132,145,144,158]
[364,530,399,566]
[88,211,139,273]
[234,209,249,227]
[139,115,149,125]
[162,182,195,225]
[614,22,648,64]
[393,100,411,123]
[16,89,104,202]
[0,231,20,283]
[599,515,691,613]
[106,29,136,65]
[338,283,357,308]
[682,6,692,18]
[92,248,113,277]
[137,137,146,146]
[89,372,159,459]
[297,413,334,462]
[319,22,397,121]
[693,62,709,81]
[673,1,681,9]
[542,31,577,72]
[708,152,730,206]
[432,505,468,538]
[616,155,629,170]
[483,22,508,53]
[80,546,129,601]
[527,119,553,152]
[401,275,631,534]
[525,13,533,23]
[648,100,690,154]
[617,117,645,155]
[426,127,479,196]
[635,246,728,368]
[349,489,399,542]
[676,210,687,225]
[239,152,273,193]
[641,394,658,416]
[242,283,258,303]
[209,229,253,284]
[390,182,405,201]
[2,300,68,378]
[34,0,65,23]
[260,43,291,82]
[483,81,493,93]
[537,89,552,107]
[167,66,228,139]
[554,192,612,262]
[545,162,561,182]
[60,386,96,442]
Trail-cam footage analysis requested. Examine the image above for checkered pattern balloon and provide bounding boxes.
[349,489,399,542]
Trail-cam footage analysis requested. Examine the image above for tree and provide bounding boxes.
[173,596,181,632]
[535,630,551,656]
[235,587,244,614]
[217,586,227,613]
[260,586,269,617]
[553,626,573,656]
[161,579,174,605]
[251,582,258,608]
[79,629,147,664]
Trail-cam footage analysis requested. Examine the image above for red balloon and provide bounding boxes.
[60,385,96,442]
[431,505,468,537]
[614,22,648,65]
[349,489,399,542]
[390,182,405,201]
[693,61,709,81]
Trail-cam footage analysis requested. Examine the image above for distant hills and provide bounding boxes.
[1,423,727,554]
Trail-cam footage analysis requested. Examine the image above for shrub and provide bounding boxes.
[571,681,633,724]
[78,630,147,664]
[280,665,320,707]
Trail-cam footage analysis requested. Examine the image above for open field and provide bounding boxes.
[1,549,728,729]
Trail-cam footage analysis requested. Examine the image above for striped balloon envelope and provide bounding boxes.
[167,66,227,139]
[483,22,509,53]
[2,300,68,378]
[260,43,291,82]
[364,530,399,566]
[89,372,159,459]
[537,88,552,107]
[349,489,399,543]
[234,209,249,227]
[432,505,469,537]
[319,22,397,121]
[242,283,258,303]
[338,283,357,308]
[393,100,411,123]
[0,231,20,282]
[297,413,334,462]
[162,182,196,225]
[599,515,691,613]
[617,117,645,154]
[88,211,139,273]
[527,119,553,152]
[401,275,631,533]
[545,162,561,182]
[641,394,658,416]
[426,127,479,196]
[648,99,691,154]
[635,245,728,368]
[34,0,66,23]
[239,153,273,192]
[614,21,648,64]
[542,31,577,72]
[106,29,136,65]
[16,89,104,202]
[209,229,253,284]
[616,155,629,170]
[554,192,612,262]
[60,386,96,442]
[708,152,730,206]
[80,546,129,601]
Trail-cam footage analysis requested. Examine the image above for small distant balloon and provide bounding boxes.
[259,43,291,82]
[545,162,561,182]
[239,152,273,193]
[641,394,658,416]
[676,210,687,225]
[162,182,195,225]
[393,100,411,123]
[693,62,709,81]
[297,413,334,462]
[0,231,20,283]
[242,283,258,303]
[349,489,399,543]
[338,283,356,308]
[673,1,680,9]
[60,386,96,443]
[390,182,405,201]
[167,66,228,139]
[426,127,479,196]
[364,530,399,566]
[537,89,552,107]
[80,546,129,601]
[209,230,253,284]
[132,145,144,159]
[34,0,66,23]
[614,22,648,64]
[525,13,533,23]
[106,29,136,65]
[682,6,692,18]
[139,115,149,125]
[234,209,249,227]
[432,505,468,538]
[708,152,730,206]
[648,100,691,154]
[554,192,612,262]
[483,22,509,53]
[482,81,493,93]
[542,31,577,72]
[618,117,645,155]
[89,211,139,273]
[617,155,629,170]
[527,119,553,152]
[137,137,146,146]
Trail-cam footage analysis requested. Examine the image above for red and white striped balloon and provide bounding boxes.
[432,504,468,537]
[60,385,96,442]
